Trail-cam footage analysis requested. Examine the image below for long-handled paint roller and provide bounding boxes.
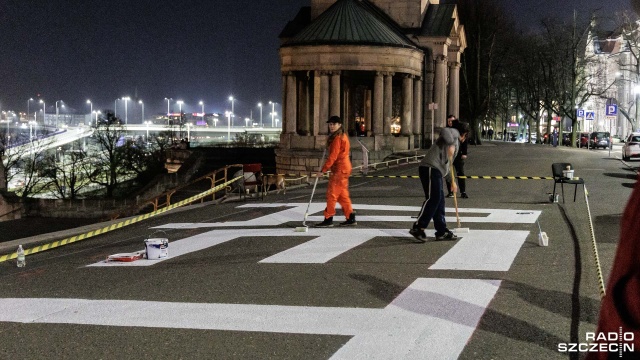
[449,159,469,234]
[295,149,326,232]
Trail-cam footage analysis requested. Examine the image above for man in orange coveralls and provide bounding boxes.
[586,175,640,359]
[315,115,356,227]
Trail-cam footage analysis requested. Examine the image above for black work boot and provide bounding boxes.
[315,217,334,228]
[339,212,357,226]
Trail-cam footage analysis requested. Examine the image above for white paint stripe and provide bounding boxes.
[0,278,500,359]
[429,230,530,271]
[90,228,413,267]
[260,229,411,264]
[154,203,541,228]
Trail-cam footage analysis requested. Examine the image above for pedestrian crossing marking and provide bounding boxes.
[0,278,500,359]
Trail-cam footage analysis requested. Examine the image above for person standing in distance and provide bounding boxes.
[410,127,461,242]
[315,116,356,227]
[446,114,457,128]
[447,121,470,198]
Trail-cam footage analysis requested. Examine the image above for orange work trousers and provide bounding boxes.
[323,171,353,220]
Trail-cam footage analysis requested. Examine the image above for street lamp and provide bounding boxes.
[139,100,144,123]
[199,101,204,123]
[258,102,263,127]
[115,98,119,118]
[164,97,172,115]
[39,100,45,125]
[122,96,130,125]
[177,100,184,113]
[86,100,92,125]
[144,120,151,144]
[225,111,231,142]
[213,114,218,127]
[245,117,250,127]
[55,100,64,129]
[229,96,235,126]
[93,110,101,127]
[269,101,276,127]
[27,98,33,122]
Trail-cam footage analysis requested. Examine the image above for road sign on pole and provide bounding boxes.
[606,104,618,116]
[585,111,595,121]
[577,109,585,118]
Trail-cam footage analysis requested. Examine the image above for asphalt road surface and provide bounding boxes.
[0,141,637,359]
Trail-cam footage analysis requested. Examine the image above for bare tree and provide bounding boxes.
[86,115,129,197]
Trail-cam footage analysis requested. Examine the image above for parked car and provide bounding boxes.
[577,132,589,147]
[589,131,611,149]
[622,132,640,161]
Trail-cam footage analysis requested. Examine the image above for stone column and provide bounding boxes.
[330,71,341,118]
[448,61,460,118]
[434,55,448,128]
[319,72,330,135]
[373,71,383,135]
[401,74,413,135]
[364,89,372,136]
[383,72,393,135]
[413,76,422,136]
[313,71,321,136]
[285,72,297,134]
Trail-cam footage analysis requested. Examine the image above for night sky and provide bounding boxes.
[0,0,633,121]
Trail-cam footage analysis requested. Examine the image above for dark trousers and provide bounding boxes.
[446,158,465,194]
[416,166,448,236]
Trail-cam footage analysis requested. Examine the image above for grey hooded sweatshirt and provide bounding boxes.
[418,127,460,177]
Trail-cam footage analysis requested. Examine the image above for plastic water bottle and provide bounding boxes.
[16,245,25,268]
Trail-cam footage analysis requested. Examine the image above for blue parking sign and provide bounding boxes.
[606,104,618,116]
[577,109,585,117]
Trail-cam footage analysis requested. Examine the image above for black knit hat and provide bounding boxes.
[327,116,342,124]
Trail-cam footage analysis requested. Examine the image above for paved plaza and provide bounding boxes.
[0,142,637,359]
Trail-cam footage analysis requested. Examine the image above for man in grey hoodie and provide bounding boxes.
[410,127,461,242]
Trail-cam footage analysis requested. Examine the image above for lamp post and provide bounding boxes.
[27,98,33,122]
[115,98,119,118]
[139,100,144,123]
[39,100,45,126]
[55,100,63,129]
[144,120,151,144]
[258,102,263,127]
[225,111,231,142]
[229,96,234,126]
[93,110,101,127]
[245,117,250,127]
[199,101,204,124]
[86,100,92,125]
[122,96,130,125]
[164,97,172,115]
[269,101,276,127]
[213,114,218,127]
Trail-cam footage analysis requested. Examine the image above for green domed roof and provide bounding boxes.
[283,0,416,49]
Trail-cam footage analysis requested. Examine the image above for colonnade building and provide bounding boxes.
[275,0,466,175]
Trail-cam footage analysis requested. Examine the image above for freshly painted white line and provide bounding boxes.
[89,228,413,267]
[0,278,500,359]
[429,230,530,271]
[154,203,541,228]
[260,229,412,263]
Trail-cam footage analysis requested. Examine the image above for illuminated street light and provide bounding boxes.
[122,96,131,125]
[27,98,33,122]
[229,96,235,126]
[86,100,92,125]
[199,101,204,124]
[225,111,231,142]
[164,97,172,115]
[55,100,64,129]
[269,101,276,127]
[258,102,263,127]
[93,110,101,127]
[139,100,144,123]
[39,99,45,125]
[177,100,184,113]
[115,98,119,118]
[245,117,250,127]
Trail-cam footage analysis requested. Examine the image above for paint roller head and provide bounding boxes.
[453,228,469,234]
[294,226,309,232]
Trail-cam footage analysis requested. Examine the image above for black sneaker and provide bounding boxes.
[340,212,357,226]
[315,217,334,228]
[435,231,458,241]
[446,193,454,198]
[409,223,427,243]
[460,193,469,199]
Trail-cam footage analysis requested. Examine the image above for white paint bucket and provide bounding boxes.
[145,238,169,259]
[562,170,574,179]
[538,232,549,247]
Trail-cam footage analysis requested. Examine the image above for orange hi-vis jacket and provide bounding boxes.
[322,133,352,174]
